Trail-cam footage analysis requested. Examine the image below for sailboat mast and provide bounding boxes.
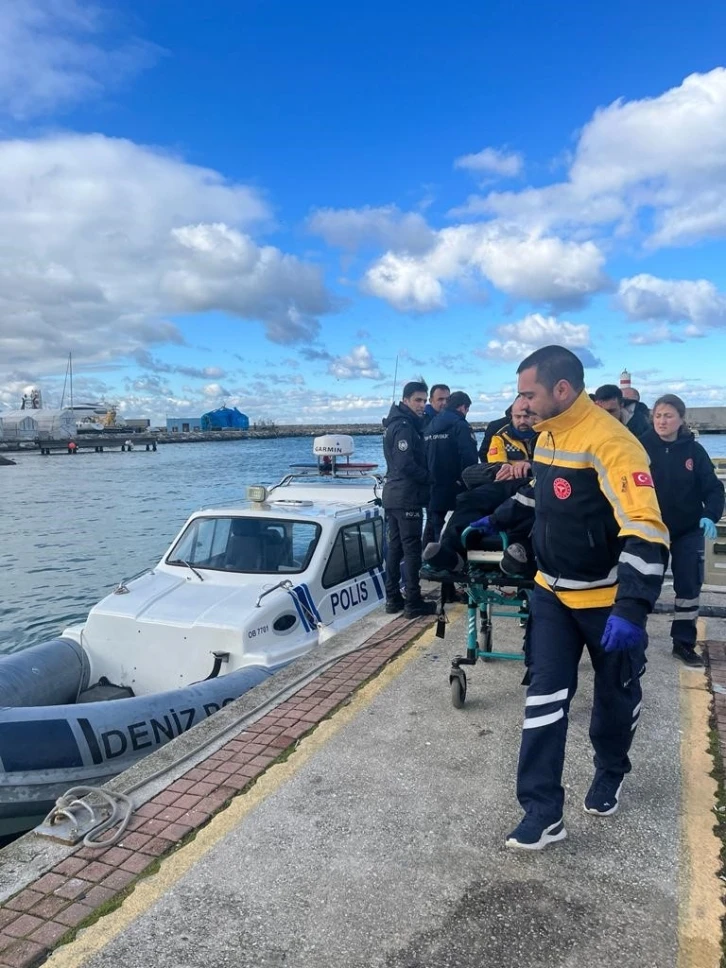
[60,354,69,409]
[69,352,73,411]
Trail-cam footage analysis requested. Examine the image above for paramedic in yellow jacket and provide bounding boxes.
[486,397,537,482]
[472,345,669,851]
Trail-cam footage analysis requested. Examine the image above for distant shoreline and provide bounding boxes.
[155,422,490,442]
[0,422,493,452]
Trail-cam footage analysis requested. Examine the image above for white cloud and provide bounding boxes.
[307,205,434,254]
[0,134,336,382]
[454,147,523,178]
[462,68,726,249]
[0,0,159,119]
[363,252,446,312]
[476,313,599,366]
[363,224,608,313]
[628,324,688,346]
[163,223,332,343]
[616,274,726,332]
[133,349,227,380]
[327,345,384,381]
[202,383,230,399]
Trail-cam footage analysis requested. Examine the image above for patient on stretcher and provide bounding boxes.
[421,464,535,581]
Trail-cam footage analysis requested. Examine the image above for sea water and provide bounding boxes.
[2,434,725,653]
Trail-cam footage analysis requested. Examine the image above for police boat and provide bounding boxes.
[0,436,386,836]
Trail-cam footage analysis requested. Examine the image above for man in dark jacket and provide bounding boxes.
[423,383,450,425]
[593,384,649,439]
[622,387,651,438]
[382,381,437,618]
[423,391,479,541]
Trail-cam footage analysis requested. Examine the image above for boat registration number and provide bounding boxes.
[248,625,269,638]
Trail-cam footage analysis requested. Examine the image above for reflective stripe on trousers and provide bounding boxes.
[669,529,704,649]
[517,585,646,822]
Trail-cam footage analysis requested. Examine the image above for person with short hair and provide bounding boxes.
[472,344,668,850]
[423,391,478,541]
[485,397,537,481]
[593,384,625,420]
[478,404,513,461]
[622,386,651,437]
[594,384,649,438]
[382,381,437,619]
[423,384,450,424]
[641,394,724,666]
[422,383,452,542]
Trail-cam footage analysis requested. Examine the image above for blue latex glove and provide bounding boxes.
[469,516,496,534]
[701,517,718,540]
[601,615,645,653]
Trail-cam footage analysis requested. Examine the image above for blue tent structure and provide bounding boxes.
[201,406,250,431]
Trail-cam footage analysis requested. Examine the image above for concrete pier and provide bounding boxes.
[0,600,724,968]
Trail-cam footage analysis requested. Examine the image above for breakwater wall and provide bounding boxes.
[156,422,489,443]
[0,422,493,452]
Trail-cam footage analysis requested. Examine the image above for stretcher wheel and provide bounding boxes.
[451,673,466,708]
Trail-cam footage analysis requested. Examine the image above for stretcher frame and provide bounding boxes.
[424,528,533,708]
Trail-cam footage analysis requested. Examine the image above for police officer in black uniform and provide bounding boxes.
[382,381,437,618]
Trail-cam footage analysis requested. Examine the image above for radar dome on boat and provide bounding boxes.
[313,434,355,457]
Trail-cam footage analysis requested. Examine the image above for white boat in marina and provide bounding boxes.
[0,436,387,835]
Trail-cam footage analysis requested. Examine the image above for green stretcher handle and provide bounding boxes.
[460,526,509,550]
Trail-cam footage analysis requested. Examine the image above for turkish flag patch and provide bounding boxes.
[632,471,654,487]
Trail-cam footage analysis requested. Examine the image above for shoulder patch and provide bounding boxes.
[685,458,694,471]
[632,471,654,487]
[397,439,409,451]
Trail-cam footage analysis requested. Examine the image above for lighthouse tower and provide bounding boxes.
[619,369,631,392]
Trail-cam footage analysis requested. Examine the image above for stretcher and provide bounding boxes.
[422,527,533,708]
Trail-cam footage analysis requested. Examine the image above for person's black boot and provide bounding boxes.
[385,596,405,614]
[672,641,704,667]
[404,599,437,619]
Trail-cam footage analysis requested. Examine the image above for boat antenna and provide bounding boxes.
[391,355,399,403]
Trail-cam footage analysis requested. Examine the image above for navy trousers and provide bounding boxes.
[422,509,448,546]
[670,529,704,649]
[384,509,424,602]
[518,585,646,822]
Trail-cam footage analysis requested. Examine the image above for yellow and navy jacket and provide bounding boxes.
[491,392,669,623]
[486,426,537,464]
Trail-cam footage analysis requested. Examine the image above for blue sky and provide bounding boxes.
[1,0,726,423]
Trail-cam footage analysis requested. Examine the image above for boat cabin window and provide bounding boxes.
[322,518,384,588]
[167,517,321,574]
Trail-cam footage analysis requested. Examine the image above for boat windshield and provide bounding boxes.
[166,516,321,575]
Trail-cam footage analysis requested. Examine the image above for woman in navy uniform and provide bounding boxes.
[641,394,724,666]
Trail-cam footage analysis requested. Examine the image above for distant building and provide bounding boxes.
[201,407,249,431]
[124,419,151,432]
[166,417,203,433]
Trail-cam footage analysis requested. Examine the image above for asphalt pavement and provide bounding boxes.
[48,608,723,968]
